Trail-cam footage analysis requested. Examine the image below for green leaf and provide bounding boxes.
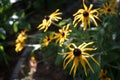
[21,12,25,18]
[55,54,63,66]
[0,45,9,66]
[59,18,72,26]
[101,50,120,66]
[0,33,6,40]
[0,45,4,51]
[44,43,58,57]
[13,22,18,32]
[0,28,6,40]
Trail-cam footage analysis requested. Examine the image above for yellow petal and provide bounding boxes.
[66,43,77,51]
[63,54,74,69]
[82,48,97,51]
[83,56,94,73]
[83,0,87,10]
[89,4,93,11]
[70,59,76,75]
[80,56,87,76]
[83,52,100,66]
[81,42,94,50]
[90,15,98,26]
[73,57,79,77]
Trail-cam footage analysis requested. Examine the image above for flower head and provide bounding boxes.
[15,30,27,52]
[110,0,118,8]
[54,24,72,46]
[16,30,27,43]
[42,32,54,47]
[63,42,100,76]
[99,69,111,80]
[73,0,101,30]
[100,0,117,15]
[37,9,62,32]
[15,43,24,52]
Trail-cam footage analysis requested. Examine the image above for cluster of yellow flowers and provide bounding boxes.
[15,0,118,78]
[15,30,27,52]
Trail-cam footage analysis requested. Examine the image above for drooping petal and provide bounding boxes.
[83,56,94,73]
[63,54,74,69]
[73,57,79,77]
[83,52,100,66]
[89,15,98,26]
[70,59,76,75]
[80,56,87,76]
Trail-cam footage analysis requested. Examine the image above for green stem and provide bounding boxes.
[52,21,62,28]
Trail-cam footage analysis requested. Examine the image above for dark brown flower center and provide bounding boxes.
[45,15,50,20]
[73,48,81,56]
[47,38,50,41]
[61,32,65,37]
[107,8,111,12]
[103,70,106,73]
[83,11,89,17]
[102,75,107,79]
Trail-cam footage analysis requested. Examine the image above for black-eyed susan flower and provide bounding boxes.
[37,9,62,32]
[15,43,24,52]
[42,32,54,47]
[110,0,118,8]
[15,30,27,52]
[73,0,101,30]
[63,42,100,76]
[16,30,27,43]
[100,0,117,15]
[99,69,111,80]
[54,24,72,46]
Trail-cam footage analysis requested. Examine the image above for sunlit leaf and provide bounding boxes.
[13,22,18,32]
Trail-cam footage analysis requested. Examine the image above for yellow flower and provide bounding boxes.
[100,0,117,15]
[42,32,54,47]
[63,42,100,76]
[37,9,62,32]
[16,30,27,43]
[31,56,36,62]
[15,43,24,52]
[99,69,111,80]
[73,0,101,30]
[110,0,118,8]
[54,24,72,46]
[15,30,27,52]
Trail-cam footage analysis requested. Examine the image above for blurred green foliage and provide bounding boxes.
[0,0,30,66]
[0,0,76,79]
